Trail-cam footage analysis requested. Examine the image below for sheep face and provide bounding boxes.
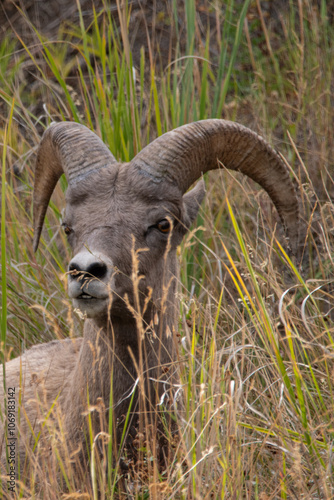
[64,165,205,320]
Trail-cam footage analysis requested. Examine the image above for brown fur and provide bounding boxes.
[0,119,299,485]
[0,164,205,481]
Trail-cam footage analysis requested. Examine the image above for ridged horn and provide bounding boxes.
[129,119,299,253]
[33,121,117,252]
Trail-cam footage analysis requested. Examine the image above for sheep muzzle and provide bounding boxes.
[67,249,114,318]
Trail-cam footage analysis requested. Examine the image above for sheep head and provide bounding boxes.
[62,161,204,320]
[33,120,299,321]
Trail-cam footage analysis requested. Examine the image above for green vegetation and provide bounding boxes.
[1,0,334,497]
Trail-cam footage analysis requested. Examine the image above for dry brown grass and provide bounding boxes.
[1,0,334,498]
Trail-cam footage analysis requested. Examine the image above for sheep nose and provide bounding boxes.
[68,251,110,282]
[69,261,108,281]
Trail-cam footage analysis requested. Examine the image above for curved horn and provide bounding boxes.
[129,119,299,253]
[33,122,117,252]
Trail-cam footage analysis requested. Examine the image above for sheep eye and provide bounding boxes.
[62,224,72,236]
[157,219,172,233]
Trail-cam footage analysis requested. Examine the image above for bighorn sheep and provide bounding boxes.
[0,119,299,481]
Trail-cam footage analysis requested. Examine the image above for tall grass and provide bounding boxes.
[1,0,334,497]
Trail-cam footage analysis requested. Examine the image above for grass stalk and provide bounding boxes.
[0,1,334,496]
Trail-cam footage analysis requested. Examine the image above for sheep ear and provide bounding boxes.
[182,179,206,229]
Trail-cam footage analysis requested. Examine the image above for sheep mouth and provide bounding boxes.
[78,293,94,300]
[73,292,111,318]
[77,292,108,300]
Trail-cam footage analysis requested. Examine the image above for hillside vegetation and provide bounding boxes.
[0,0,334,498]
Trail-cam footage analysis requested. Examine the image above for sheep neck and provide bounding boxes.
[62,308,176,447]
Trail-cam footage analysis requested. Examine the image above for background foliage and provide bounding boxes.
[0,0,334,498]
